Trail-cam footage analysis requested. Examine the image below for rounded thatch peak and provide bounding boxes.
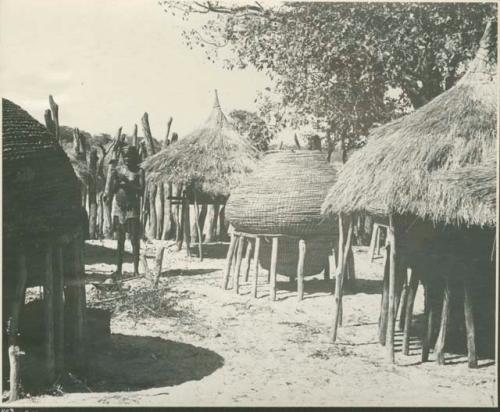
[322,21,497,227]
[226,150,338,236]
[142,91,257,196]
[2,98,82,243]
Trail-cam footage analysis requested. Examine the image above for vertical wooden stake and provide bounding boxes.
[421,279,434,363]
[44,243,56,383]
[153,247,165,288]
[435,277,451,365]
[243,240,253,282]
[386,215,397,363]
[234,236,245,294]
[182,193,191,256]
[463,275,478,368]
[269,237,279,301]
[332,214,345,342]
[369,223,379,261]
[53,245,65,375]
[253,237,261,298]
[223,234,237,290]
[297,239,306,301]
[8,252,28,402]
[73,236,86,368]
[193,192,203,261]
[402,269,419,355]
[397,269,409,332]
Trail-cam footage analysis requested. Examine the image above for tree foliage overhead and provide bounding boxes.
[229,109,273,151]
[161,1,496,154]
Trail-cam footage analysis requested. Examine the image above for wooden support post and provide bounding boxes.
[402,269,419,355]
[53,245,65,375]
[73,236,86,367]
[375,226,382,257]
[397,269,409,332]
[379,243,390,345]
[182,193,191,256]
[223,234,238,290]
[386,215,397,363]
[153,247,165,288]
[463,275,478,368]
[332,213,345,342]
[44,243,56,383]
[244,240,253,282]
[269,237,279,301]
[421,279,434,363]
[435,277,451,365]
[297,239,306,301]
[49,95,60,144]
[234,236,245,294]
[253,237,261,298]
[323,254,330,281]
[8,252,28,402]
[369,223,379,261]
[193,192,203,261]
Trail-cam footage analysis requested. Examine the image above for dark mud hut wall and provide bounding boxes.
[225,150,339,300]
[322,21,497,366]
[2,98,87,400]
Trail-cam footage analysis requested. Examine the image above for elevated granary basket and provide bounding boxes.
[226,150,339,277]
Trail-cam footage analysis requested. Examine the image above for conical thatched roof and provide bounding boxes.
[2,98,82,243]
[322,21,497,227]
[226,150,339,236]
[142,91,258,197]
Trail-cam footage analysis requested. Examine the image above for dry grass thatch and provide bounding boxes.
[322,21,497,227]
[226,150,339,236]
[2,98,82,243]
[141,91,258,197]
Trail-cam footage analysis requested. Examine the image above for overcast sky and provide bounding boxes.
[0,0,272,138]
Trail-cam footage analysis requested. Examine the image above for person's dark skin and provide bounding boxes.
[105,147,144,282]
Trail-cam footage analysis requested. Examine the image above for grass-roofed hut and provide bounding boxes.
[142,91,258,260]
[322,21,497,367]
[2,98,87,400]
[225,149,339,301]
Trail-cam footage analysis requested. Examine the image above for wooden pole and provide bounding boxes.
[332,213,345,342]
[463,274,478,368]
[53,245,65,375]
[223,234,238,289]
[402,269,419,355]
[72,235,86,368]
[133,124,139,148]
[44,243,56,383]
[244,240,253,282]
[234,236,245,294]
[386,214,397,363]
[8,252,28,402]
[88,148,98,239]
[193,191,203,261]
[44,109,55,137]
[153,247,165,288]
[297,239,306,301]
[379,243,390,345]
[253,237,261,298]
[369,223,379,261]
[103,161,116,238]
[183,191,191,256]
[421,278,435,363]
[435,276,451,365]
[49,95,60,144]
[269,237,279,301]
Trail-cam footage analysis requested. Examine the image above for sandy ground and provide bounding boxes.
[8,238,497,407]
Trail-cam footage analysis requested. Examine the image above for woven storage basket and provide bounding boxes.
[226,150,339,236]
[258,237,333,277]
[2,98,82,245]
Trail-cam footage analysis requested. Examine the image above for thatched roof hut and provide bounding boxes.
[142,90,257,199]
[321,21,497,367]
[223,149,339,299]
[322,22,497,227]
[2,98,82,244]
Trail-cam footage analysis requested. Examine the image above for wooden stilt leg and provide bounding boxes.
[269,237,279,301]
[323,254,330,281]
[193,192,203,261]
[223,234,237,290]
[253,237,261,298]
[402,269,419,355]
[44,243,56,383]
[73,236,86,368]
[297,239,306,301]
[435,277,451,365]
[233,236,245,294]
[332,214,348,341]
[369,223,379,261]
[8,252,28,402]
[379,244,390,345]
[386,215,397,363]
[244,240,253,282]
[375,226,382,257]
[53,245,65,376]
[421,279,434,363]
[463,275,478,368]
[397,269,409,332]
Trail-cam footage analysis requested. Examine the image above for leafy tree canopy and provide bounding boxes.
[229,109,273,151]
[161,1,496,155]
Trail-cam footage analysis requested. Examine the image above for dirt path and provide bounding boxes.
[10,239,497,407]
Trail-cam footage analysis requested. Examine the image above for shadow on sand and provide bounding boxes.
[84,242,133,266]
[160,268,220,278]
